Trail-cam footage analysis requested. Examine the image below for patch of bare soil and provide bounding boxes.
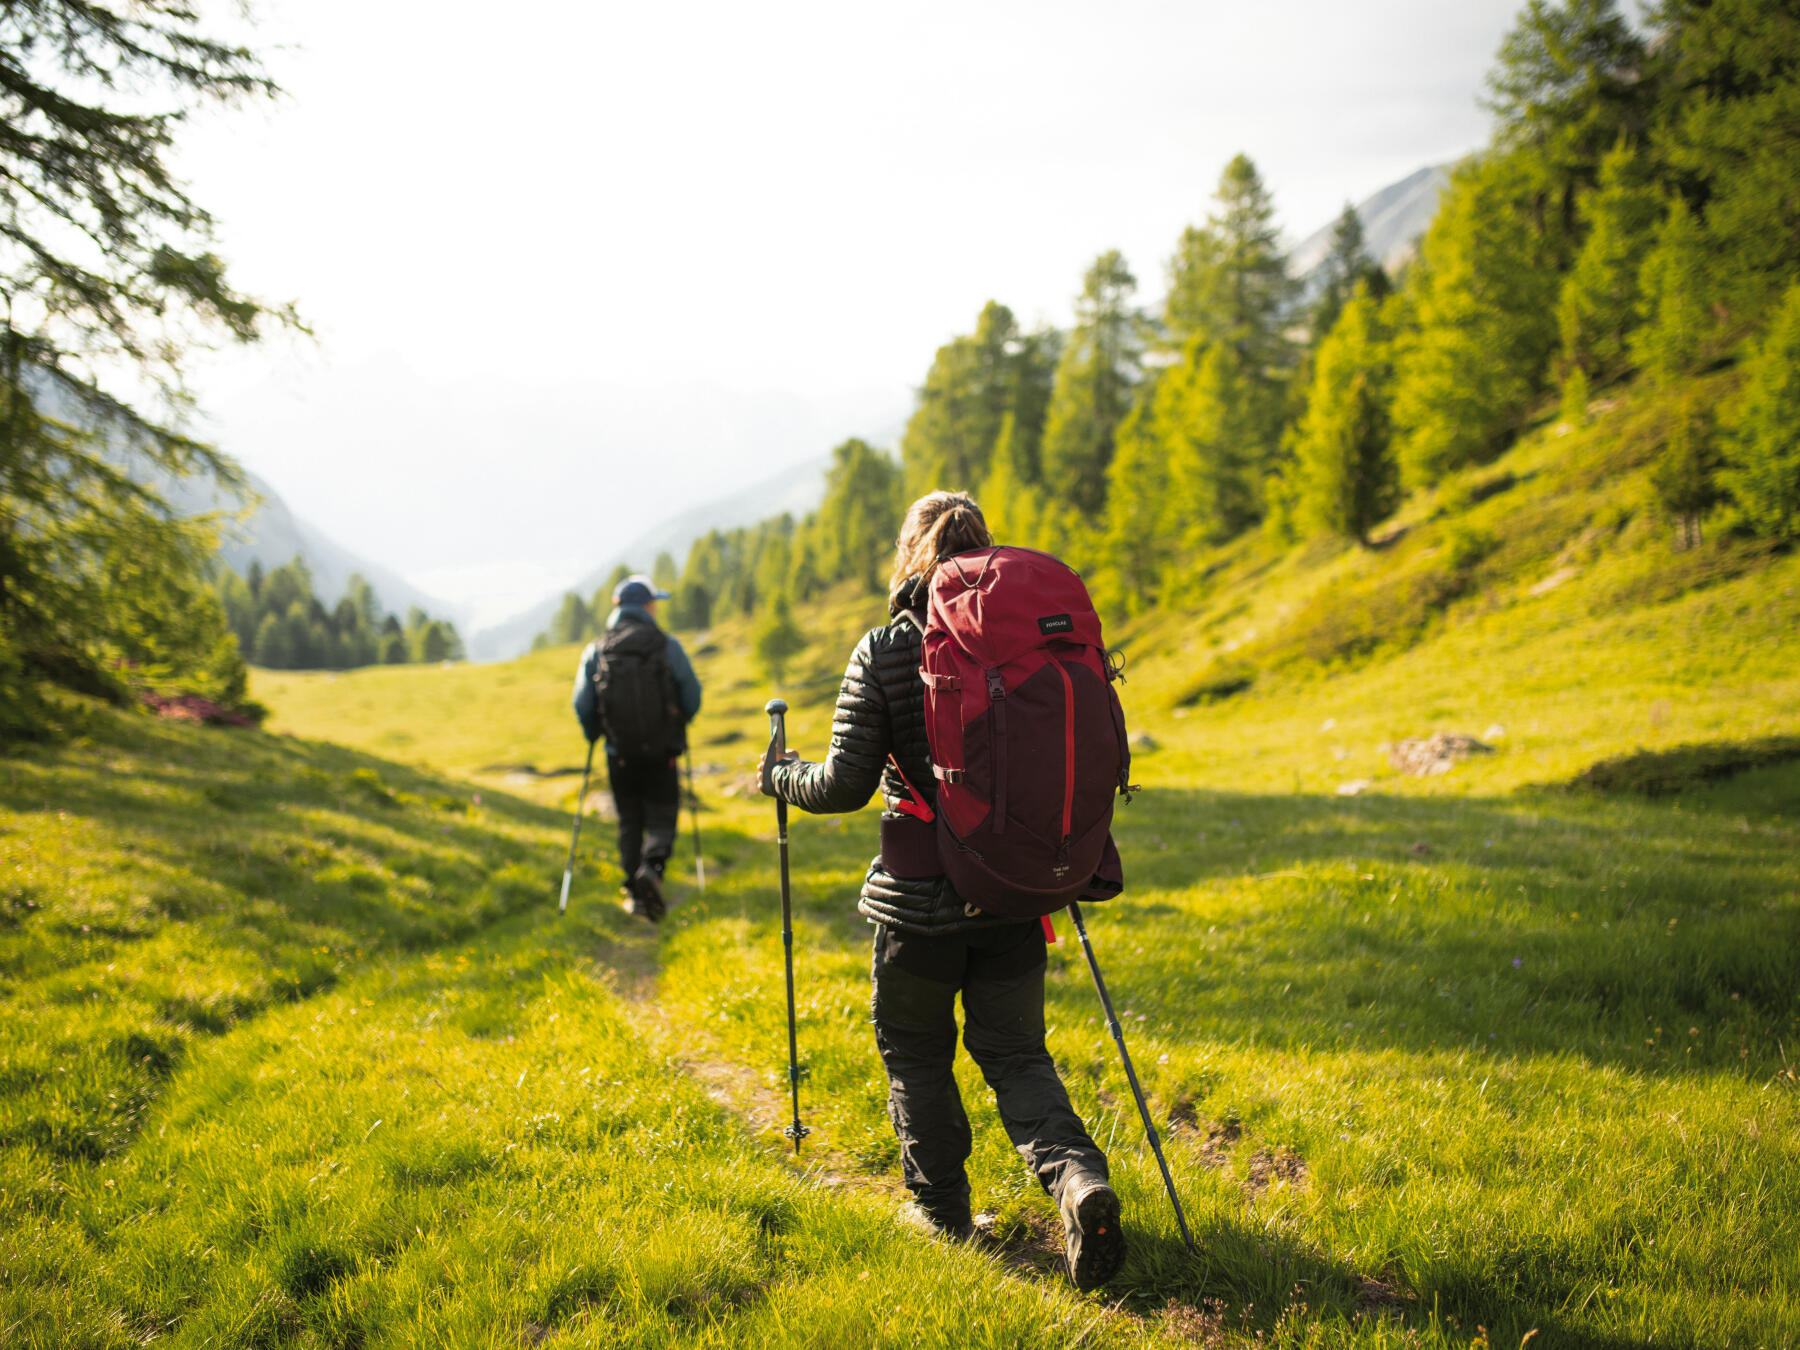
[1243,1145,1307,1197]
[1168,1099,1241,1169]
[1156,1297,1231,1346]
[973,1207,1067,1280]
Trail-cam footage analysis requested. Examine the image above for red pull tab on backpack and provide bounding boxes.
[1040,914,1057,943]
[886,755,935,822]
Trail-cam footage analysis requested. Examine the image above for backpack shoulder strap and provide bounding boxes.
[892,608,924,637]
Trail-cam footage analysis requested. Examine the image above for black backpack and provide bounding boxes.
[593,619,684,758]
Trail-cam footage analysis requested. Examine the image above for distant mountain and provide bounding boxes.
[162,468,468,628]
[466,452,834,662]
[1289,163,1454,296]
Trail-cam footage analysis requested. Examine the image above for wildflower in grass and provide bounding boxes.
[1513,957,1523,969]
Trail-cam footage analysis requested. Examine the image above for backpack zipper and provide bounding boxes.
[1052,658,1076,862]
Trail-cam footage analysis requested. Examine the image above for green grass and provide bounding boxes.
[9,383,1800,1345]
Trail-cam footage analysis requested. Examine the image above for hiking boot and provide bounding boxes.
[896,1201,974,1243]
[629,863,666,922]
[1059,1175,1124,1290]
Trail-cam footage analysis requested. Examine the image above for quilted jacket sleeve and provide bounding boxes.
[769,629,889,814]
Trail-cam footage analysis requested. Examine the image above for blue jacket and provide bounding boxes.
[571,606,702,751]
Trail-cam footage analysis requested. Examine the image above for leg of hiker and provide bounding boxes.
[871,924,974,1234]
[959,922,1109,1197]
[960,920,1122,1288]
[608,752,646,880]
[639,756,681,878]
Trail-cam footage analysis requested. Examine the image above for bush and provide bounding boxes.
[1569,737,1800,796]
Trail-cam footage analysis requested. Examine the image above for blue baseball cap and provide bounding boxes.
[613,574,671,607]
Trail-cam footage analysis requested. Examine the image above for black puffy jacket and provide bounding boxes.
[769,578,1018,937]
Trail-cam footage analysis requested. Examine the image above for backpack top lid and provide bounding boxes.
[927,546,1104,667]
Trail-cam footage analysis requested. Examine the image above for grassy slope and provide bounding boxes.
[11,384,1799,1347]
[1,706,1141,1349]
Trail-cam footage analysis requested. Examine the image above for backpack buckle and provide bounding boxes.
[985,669,1006,701]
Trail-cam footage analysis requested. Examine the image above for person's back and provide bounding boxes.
[571,575,701,920]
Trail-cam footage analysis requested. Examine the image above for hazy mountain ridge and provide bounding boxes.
[465,453,835,662]
[1288,163,1452,291]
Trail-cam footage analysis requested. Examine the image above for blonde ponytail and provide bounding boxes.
[889,491,993,608]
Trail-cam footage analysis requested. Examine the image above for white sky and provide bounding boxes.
[176,0,1530,629]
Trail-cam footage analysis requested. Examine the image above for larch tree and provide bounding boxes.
[0,2,292,723]
[1293,284,1399,544]
[1039,251,1141,523]
[1557,139,1661,382]
[1724,281,1800,540]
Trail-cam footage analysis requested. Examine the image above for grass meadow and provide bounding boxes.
[8,400,1800,1347]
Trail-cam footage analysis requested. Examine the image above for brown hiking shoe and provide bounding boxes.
[1059,1176,1124,1290]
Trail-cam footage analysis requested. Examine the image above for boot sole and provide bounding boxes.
[1067,1185,1124,1289]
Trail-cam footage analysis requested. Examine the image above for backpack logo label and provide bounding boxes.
[1037,613,1074,635]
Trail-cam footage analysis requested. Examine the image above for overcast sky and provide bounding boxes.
[176,0,1532,629]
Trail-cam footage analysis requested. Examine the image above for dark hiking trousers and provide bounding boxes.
[870,919,1108,1227]
[607,752,680,880]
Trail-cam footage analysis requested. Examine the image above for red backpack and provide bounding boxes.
[913,546,1131,918]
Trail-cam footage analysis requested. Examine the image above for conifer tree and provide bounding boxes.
[1040,251,1141,520]
[1723,282,1800,540]
[1163,154,1298,473]
[1558,140,1661,380]
[1096,401,1171,616]
[1158,337,1263,571]
[550,592,592,645]
[1484,0,1650,262]
[1650,399,1724,548]
[901,302,1021,494]
[1632,196,1711,382]
[753,591,806,685]
[1391,152,1560,485]
[1655,0,1800,333]
[1294,285,1399,543]
[652,552,679,595]
[812,439,900,592]
[1310,205,1389,341]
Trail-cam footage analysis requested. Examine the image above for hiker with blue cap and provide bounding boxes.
[571,574,702,920]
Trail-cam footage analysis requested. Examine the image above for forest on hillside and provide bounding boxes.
[537,0,1800,655]
[217,559,464,671]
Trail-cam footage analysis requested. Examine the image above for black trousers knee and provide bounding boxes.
[607,752,679,879]
[870,920,1108,1225]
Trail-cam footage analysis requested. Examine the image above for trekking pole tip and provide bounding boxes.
[764,698,787,716]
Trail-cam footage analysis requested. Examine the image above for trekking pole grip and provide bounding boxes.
[765,698,787,757]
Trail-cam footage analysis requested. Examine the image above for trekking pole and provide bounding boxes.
[558,740,598,916]
[1067,900,1196,1252]
[686,752,706,891]
[764,698,809,1153]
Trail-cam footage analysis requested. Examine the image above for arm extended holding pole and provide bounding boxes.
[1068,900,1195,1252]
[764,699,809,1152]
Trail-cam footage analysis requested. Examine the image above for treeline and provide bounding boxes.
[219,559,464,670]
[571,0,1798,644]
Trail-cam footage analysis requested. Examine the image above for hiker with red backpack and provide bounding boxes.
[573,574,702,921]
[760,490,1132,1290]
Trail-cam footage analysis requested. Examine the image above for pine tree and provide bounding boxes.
[1310,204,1389,341]
[550,592,592,645]
[1632,196,1712,382]
[1484,0,1650,263]
[811,439,900,592]
[901,302,1023,495]
[1096,401,1171,616]
[1390,152,1561,485]
[1655,0,1800,334]
[1157,337,1264,568]
[1651,399,1724,548]
[1723,281,1800,540]
[1040,251,1141,519]
[753,591,807,685]
[1294,285,1399,543]
[652,552,679,595]
[1163,154,1298,477]
[1558,140,1661,380]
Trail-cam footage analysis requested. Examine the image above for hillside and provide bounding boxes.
[239,385,1800,1346]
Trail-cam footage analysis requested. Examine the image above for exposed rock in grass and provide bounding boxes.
[1336,779,1376,796]
[1389,733,1494,776]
